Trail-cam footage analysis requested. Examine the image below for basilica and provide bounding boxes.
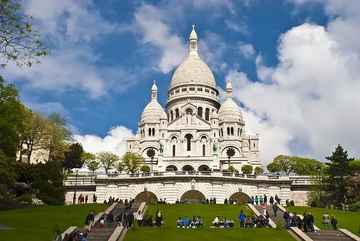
[127,26,261,173]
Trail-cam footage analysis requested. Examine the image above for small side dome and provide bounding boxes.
[141,81,167,124]
[218,80,243,123]
[141,101,167,124]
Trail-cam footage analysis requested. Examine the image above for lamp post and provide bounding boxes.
[147,148,155,173]
[226,148,235,171]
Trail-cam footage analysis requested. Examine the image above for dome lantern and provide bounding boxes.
[189,24,198,55]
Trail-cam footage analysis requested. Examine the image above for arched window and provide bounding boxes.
[205,108,210,121]
[185,134,193,151]
[172,145,176,157]
[202,144,206,156]
[175,108,179,118]
[231,127,234,136]
[170,111,174,121]
[197,107,203,118]
[148,128,152,136]
[152,128,155,136]
[186,108,193,115]
[227,127,230,136]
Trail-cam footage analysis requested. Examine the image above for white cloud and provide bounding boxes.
[133,4,186,73]
[225,20,249,35]
[228,22,360,163]
[238,42,256,59]
[74,126,134,156]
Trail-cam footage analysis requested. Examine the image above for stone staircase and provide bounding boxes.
[307,230,355,241]
[87,203,126,241]
[254,204,285,227]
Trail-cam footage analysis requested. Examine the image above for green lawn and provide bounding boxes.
[288,206,360,234]
[125,204,294,241]
[0,204,108,241]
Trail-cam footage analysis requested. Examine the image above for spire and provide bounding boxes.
[226,80,233,98]
[151,80,158,100]
[189,24,198,55]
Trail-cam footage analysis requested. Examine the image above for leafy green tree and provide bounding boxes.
[97,152,119,174]
[267,155,324,175]
[349,160,360,174]
[254,166,264,175]
[0,0,47,67]
[140,165,150,173]
[63,143,84,171]
[116,161,125,173]
[241,165,253,175]
[324,145,354,206]
[122,152,144,174]
[82,152,99,175]
[47,113,71,162]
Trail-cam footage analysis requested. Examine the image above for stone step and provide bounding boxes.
[307,230,354,241]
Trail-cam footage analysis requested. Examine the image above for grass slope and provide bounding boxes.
[125,204,294,241]
[287,206,360,234]
[0,204,107,241]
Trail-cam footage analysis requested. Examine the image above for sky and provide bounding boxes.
[2,0,360,164]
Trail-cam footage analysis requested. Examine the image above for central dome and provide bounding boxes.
[169,25,216,90]
[170,54,216,89]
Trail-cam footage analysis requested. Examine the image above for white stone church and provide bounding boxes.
[127,26,261,173]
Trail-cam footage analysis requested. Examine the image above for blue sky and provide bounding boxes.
[2,0,360,163]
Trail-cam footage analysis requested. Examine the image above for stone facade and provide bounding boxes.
[127,26,261,173]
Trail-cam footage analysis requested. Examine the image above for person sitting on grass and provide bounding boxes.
[212,216,220,227]
[176,217,182,228]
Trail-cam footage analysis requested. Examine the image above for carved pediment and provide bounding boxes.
[168,113,210,129]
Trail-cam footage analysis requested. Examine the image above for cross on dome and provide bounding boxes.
[189,24,198,54]
[226,80,233,98]
[151,80,158,100]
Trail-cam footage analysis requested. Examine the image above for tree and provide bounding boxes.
[116,161,125,173]
[324,145,354,206]
[267,155,323,175]
[82,152,99,176]
[349,160,360,174]
[241,165,253,175]
[140,165,150,173]
[226,147,235,168]
[97,152,119,174]
[0,0,47,67]
[18,110,50,163]
[228,165,237,173]
[122,152,144,174]
[254,166,264,175]
[47,113,71,162]
[63,143,84,171]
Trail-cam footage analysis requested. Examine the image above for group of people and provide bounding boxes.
[141,209,164,227]
[74,194,97,204]
[283,211,316,232]
[62,231,88,241]
[211,216,235,228]
[176,216,204,229]
[239,209,270,228]
[249,194,281,206]
[103,196,134,205]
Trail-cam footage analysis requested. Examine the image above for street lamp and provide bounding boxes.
[147,148,155,173]
[226,147,235,171]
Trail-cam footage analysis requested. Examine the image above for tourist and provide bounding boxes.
[264,195,268,205]
[107,212,114,225]
[136,210,144,226]
[303,212,309,232]
[259,195,264,205]
[251,196,255,204]
[85,195,88,204]
[270,196,274,205]
[273,203,278,217]
[155,209,163,227]
[93,194,97,203]
[239,210,246,228]
[212,216,220,227]
[330,216,338,230]
[255,196,259,205]
[322,213,330,229]
[283,211,290,229]
[308,212,315,232]
[275,194,280,204]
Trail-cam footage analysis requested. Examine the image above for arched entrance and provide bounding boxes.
[229,192,251,204]
[198,165,211,172]
[166,165,178,172]
[182,165,194,172]
[180,190,206,204]
[134,191,158,204]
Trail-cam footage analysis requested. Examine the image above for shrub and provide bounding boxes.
[241,165,253,175]
[140,165,150,173]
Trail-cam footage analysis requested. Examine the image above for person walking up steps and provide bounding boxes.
[272,203,279,217]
